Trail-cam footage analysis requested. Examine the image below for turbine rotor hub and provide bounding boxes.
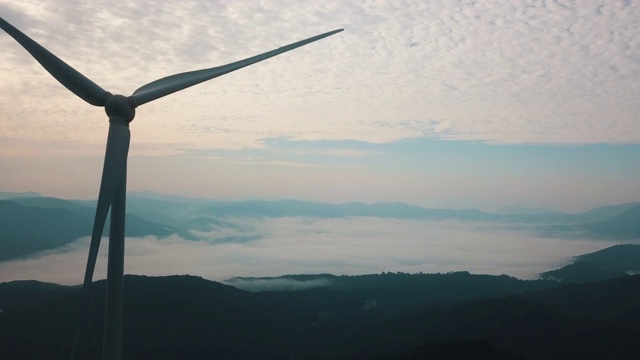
[105,95,135,124]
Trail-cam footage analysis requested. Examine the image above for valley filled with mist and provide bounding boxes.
[2,191,639,284]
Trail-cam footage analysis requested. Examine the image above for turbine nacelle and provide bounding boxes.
[105,94,136,124]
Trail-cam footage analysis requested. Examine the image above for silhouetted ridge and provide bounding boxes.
[540,261,626,283]
[0,280,72,310]
[539,244,640,283]
[2,274,640,359]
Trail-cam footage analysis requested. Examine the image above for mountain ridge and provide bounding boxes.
[1,272,639,359]
[540,244,640,283]
[2,191,639,263]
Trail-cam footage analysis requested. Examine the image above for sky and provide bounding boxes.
[1,0,640,212]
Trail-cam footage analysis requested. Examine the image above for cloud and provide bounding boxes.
[0,217,621,285]
[1,0,639,211]
[2,0,639,156]
[225,277,332,292]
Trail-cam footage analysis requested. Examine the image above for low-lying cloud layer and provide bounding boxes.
[227,278,333,292]
[0,217,618,285]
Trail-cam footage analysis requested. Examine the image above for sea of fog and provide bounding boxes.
[0,217,619,285]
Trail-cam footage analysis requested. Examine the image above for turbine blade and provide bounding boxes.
[72,121,129,360]
[0,17,110,106]
[131,28,343,107]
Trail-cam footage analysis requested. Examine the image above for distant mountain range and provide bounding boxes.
[1,270,639,359]
[0,196,182,261]
[104,191,640,225]
[0,200,89,262]
[541,244,640,283]
[495,205,566,215]
[0,191,41,199]
[1,191,639,262]
[543,204,640,240]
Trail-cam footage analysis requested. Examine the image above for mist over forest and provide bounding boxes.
[2,192,638,285]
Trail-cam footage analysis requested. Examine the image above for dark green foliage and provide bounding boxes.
[524,275,640,322]
[2,273,640,360]
[540,244,640,283]
[0,280,73,309]
[539,261,627,283]
[576,244,640,272]
[399,339,523,360]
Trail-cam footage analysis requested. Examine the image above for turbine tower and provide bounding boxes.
[0,17,342,360]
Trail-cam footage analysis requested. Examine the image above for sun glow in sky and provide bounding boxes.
[1,0,639,211]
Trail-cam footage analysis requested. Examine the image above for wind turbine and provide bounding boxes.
[0,16,342,360]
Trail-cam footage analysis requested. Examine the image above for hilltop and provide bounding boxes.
[541,244,640,283]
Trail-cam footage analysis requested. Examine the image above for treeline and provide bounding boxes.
[1,272,639,359]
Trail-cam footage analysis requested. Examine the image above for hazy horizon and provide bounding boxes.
[3,188,639,215]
